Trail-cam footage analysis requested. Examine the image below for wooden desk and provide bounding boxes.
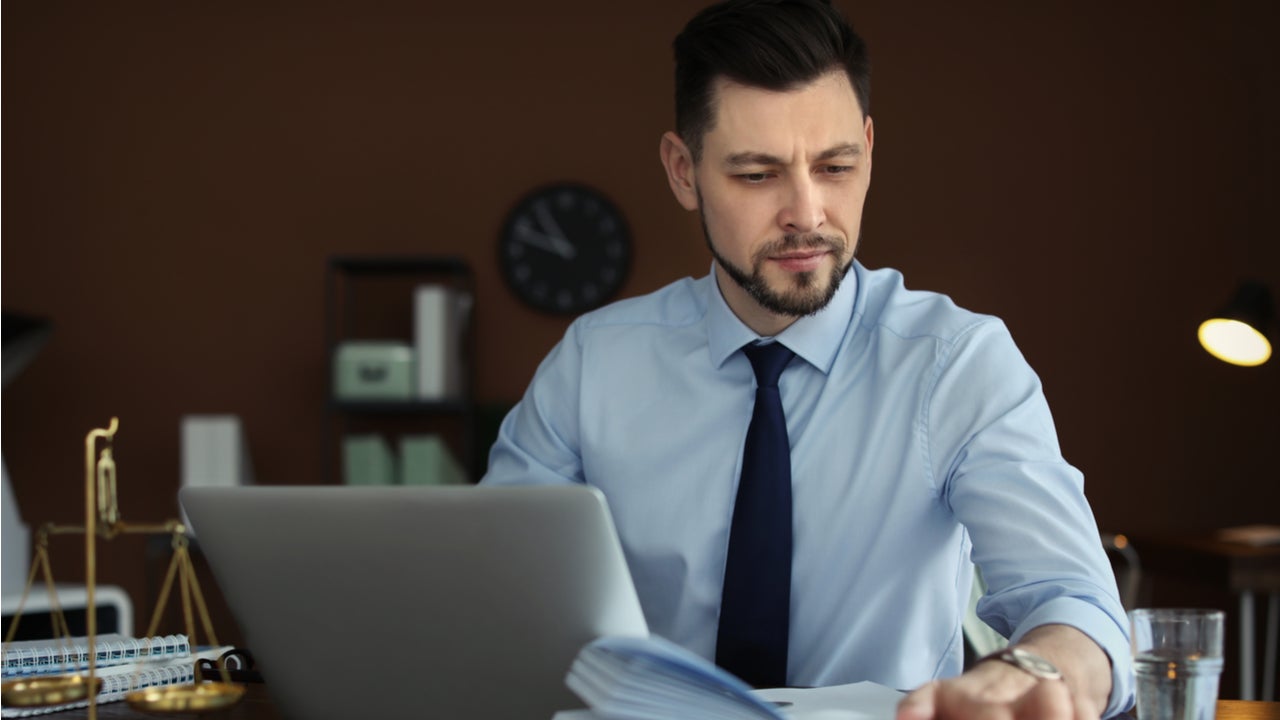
[1217,699,1280,720]
[1130,533,1280,701]
[48,686,1280,720]
[68,685,280,719]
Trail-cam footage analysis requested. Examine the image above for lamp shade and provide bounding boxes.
[1197,281,1274,367]
[2,312,53,387]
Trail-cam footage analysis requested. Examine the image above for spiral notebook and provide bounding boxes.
[1,646,228,718]
[181,484,649,720]
[1,634,189,678]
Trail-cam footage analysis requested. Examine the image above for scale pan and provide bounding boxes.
[126,681,245,713]
[1,674,103,707]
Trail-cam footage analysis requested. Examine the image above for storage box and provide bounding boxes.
[342,434,396,485]
[400,434,468,485]
[334,341,415,401]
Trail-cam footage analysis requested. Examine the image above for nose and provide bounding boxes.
[777,176,825,234]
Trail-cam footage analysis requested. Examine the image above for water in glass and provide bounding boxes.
[1134,652,1222,720]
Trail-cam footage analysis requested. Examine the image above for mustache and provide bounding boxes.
[757,233,845,256]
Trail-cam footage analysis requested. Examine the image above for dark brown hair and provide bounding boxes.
[673,0,871,161]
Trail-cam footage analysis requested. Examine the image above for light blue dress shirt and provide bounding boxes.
[482,261,1134,716]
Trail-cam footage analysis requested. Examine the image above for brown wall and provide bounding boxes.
[3,1,1277,630]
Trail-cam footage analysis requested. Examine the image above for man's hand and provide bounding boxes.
[895,659,1098,720]
[895,625,1111,720]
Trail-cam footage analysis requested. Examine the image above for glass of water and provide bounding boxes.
[1129,608,1224,720]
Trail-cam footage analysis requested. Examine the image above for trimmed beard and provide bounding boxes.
[699,202,852,318]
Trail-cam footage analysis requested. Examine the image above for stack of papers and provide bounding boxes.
[567,635,784,719]
[3,634,190,677]
[560,635,903,720]
[1,646,231,718]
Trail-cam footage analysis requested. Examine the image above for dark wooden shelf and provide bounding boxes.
[324,254,477,483]
[328,255,471,276]
[329,399,472,414]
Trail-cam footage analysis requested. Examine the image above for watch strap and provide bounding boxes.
[979,647,1063,681]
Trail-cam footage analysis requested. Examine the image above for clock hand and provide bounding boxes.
[533,202,578,258]
[515,223,577,259]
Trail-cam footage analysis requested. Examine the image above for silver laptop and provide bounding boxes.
[180,484,649,720]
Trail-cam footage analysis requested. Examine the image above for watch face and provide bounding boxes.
[498,183,631,315]
[1007,648,1063,680]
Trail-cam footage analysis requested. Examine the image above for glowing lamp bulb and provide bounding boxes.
[1198,318,1272,367]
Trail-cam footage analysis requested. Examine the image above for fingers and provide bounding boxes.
[898,677,1098,720]
[896,680,939,720]
[898,680,1009,720]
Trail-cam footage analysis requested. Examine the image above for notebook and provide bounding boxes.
[179,484,649,720]
[2,646,231,718]
[2,633,190,677]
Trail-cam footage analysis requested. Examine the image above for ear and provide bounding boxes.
[659,131,700,211]
[863,115,874,175]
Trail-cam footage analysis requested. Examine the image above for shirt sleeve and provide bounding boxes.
[925,318,1135,717]
[480,321,586,486]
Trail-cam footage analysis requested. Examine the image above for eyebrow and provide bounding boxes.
[723,143,863,169]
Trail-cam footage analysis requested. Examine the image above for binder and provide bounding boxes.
[413,284,471,401]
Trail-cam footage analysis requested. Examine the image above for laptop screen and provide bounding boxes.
[181,484,648,720]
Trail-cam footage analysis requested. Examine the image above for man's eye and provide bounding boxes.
[822,165,854,175]
[738,173,771,184]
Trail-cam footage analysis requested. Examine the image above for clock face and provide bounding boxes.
[498,183,631,315]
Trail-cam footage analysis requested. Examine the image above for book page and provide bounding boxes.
[757,682,903,720]
[553,683,903,720]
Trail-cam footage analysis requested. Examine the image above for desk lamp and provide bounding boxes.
[1198,281,1274,367]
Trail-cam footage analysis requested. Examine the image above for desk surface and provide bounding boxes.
[49,685,1280,720]
[1215,700,1280,720]
[1130,532,1280,593]
[73,685,279,719]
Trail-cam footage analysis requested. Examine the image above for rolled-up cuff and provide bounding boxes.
[1010,596,1134,718]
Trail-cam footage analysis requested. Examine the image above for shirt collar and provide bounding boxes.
[705,261,859,374]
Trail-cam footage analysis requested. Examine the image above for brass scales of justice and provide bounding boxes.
[1,418,244,717]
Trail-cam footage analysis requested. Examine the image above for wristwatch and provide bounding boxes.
[980,647,1063,681]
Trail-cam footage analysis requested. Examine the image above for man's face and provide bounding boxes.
[664,70,874,332]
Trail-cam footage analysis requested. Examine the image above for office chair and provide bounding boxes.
[1100,532,1142,610]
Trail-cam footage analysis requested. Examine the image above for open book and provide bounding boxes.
[560,635,903,720]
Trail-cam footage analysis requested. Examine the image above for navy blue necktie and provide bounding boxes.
[715,341,795,688]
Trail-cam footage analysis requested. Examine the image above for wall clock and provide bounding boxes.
[498,183,631,315]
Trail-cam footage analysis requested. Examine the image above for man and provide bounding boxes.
[482,1,1134,717]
